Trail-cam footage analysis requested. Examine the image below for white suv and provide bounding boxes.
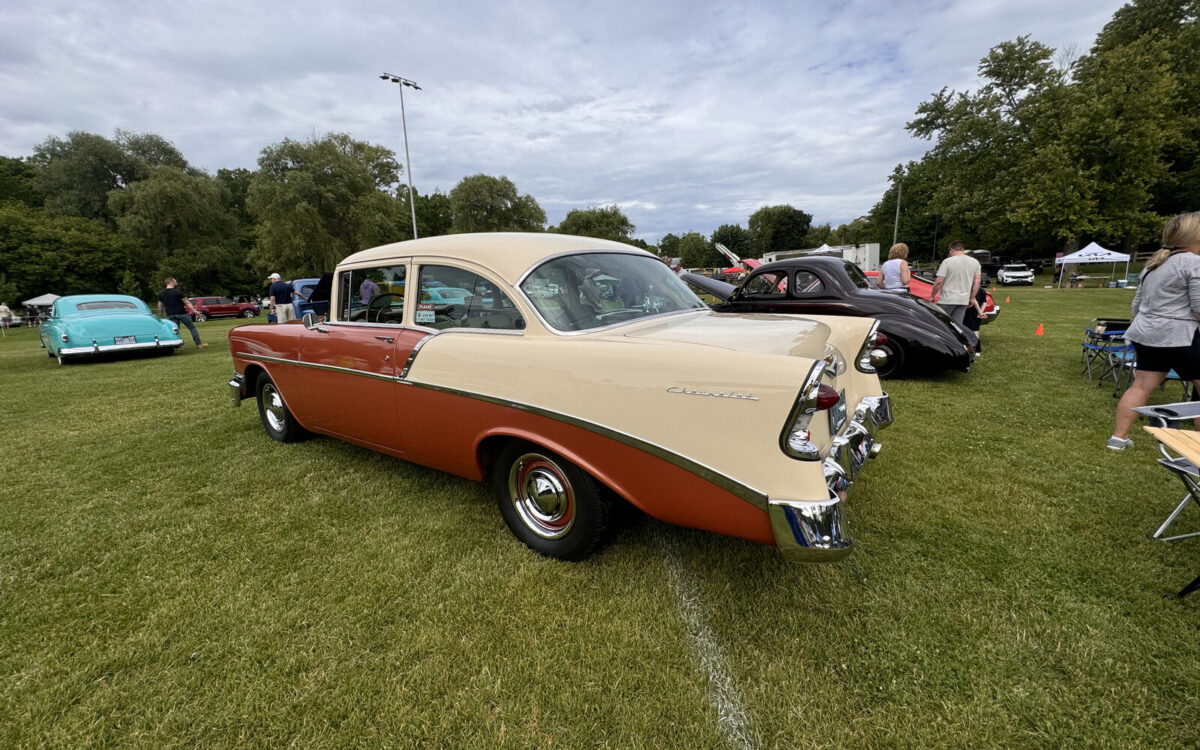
[997,264,1035,285]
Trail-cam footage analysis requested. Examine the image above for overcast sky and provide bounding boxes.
[1,0,1129,243]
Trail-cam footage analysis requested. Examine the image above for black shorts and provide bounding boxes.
[1132,331,1200,380]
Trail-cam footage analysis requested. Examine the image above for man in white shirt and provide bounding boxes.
[930,241,982,325]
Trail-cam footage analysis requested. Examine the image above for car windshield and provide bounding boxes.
[521,252,706,332]
[1004,265,1029,272]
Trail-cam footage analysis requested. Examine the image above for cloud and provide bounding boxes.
[0,0,1129,242]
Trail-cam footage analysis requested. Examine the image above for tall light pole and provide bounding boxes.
[891,180,903,247]
[380,72,421,239]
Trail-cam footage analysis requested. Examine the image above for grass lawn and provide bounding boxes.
[2,287,1198,748]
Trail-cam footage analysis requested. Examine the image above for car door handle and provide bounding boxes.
[374,335,394,343]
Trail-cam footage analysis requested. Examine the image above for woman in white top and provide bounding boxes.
[1109,211,1200,450]
[877,243,912,291]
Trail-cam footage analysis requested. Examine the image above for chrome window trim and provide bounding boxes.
[236,351,768,510]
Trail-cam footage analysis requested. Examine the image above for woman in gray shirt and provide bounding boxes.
[1110,212,1200,449]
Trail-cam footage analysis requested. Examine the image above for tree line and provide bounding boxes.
[0,129,840,304]
[863,0,1199,260]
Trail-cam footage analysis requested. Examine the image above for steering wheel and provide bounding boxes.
[366,293,400,323]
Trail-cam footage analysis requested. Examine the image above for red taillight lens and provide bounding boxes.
[814,383,840,410]
[872,331,888,346]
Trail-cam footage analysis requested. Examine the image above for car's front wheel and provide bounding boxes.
[256,373,309,442]
[196,312,208,322]
[241,308,256,318]
[492,442,611,561]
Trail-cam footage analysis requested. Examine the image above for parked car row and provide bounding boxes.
[41,234,1018,564]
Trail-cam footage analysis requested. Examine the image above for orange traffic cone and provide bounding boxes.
[1035,324,1044,336]
[1005,296,1010,303]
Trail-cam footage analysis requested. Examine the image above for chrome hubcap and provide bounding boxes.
[263,384,287,432]
[508,453,575,539]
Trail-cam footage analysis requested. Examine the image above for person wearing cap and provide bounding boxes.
[268,273,297,323]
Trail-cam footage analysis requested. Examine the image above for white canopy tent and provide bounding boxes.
[22,293,60,306]
[1055,242,1130,288]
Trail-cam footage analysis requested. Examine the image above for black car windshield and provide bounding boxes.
[521,252,706,332]
[843,261,871,289]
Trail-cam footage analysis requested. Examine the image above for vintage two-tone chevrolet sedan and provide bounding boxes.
[227,233,893,562]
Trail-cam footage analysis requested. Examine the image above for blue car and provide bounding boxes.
[290,275,331,320]
[40,294,183,365]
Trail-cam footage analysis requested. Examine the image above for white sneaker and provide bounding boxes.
[1106,436,1133,450]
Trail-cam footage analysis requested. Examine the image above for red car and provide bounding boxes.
[864,269,999,323]
[189,296,260,321]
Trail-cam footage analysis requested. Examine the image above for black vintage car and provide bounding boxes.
[683,256,976,378]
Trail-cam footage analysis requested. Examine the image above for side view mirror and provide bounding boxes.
[302,311,318,329]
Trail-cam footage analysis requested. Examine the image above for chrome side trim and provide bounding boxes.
[399,332,437,379]
[232,350,769,509]
[241,353,395,382]
[406,379,768,510]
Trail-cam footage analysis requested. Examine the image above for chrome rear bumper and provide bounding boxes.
[770,392,892,562]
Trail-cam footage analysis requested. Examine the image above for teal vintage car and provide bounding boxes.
[40,294,184,364]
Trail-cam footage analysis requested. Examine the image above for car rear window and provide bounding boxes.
[76,301,138,311]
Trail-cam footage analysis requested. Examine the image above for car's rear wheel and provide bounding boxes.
[492,442,610,561]
[196,312,208,322]
[256,373,308,442]
[241,308,256,318]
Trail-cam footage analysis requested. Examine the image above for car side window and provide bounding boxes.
[793,271,824,295]
[745,271,787,297]
[416,265,524,331]
[337,265,406,324]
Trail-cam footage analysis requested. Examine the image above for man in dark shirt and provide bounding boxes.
[156,277,206,349]
[268,272,301,323]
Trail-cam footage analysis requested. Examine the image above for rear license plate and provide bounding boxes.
[114,336,136,345]
[829,389,847,433]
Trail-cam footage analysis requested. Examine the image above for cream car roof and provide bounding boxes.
[339,233,652,282]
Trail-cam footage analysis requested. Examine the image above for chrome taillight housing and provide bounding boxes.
[856,320,888,373]
[781,360,840,461]
[60,333,69,342]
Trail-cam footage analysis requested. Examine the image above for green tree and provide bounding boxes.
[553,205,634,241]
[448,174,545,233]
[677,231,722,268]
[0,203,136,300]
[29,130,189,222]
[710,224,751,258]
[748,205,812,256]
[247,133,402,275]
[0,156,43,206]
[658,233,682,259]
[397,186,454,239]
[108,166,252,294]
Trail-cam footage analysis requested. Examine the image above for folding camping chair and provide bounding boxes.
[1135,401,1200,543]
[1140,423,1200,599]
